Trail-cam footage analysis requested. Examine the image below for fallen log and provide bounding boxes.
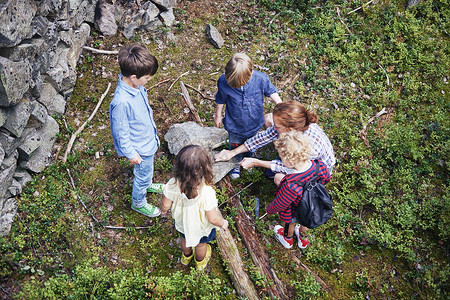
[215,210,259,300]
[219,178,288,300]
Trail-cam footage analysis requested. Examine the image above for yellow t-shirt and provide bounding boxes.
[163,178,218,247]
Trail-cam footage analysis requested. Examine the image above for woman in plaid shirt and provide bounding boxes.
[214,101,335,184]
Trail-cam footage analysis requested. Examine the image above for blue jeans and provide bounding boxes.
[131,154,154,208]
[228,132,255,162]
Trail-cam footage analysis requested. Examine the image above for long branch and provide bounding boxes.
[63,83,111,163]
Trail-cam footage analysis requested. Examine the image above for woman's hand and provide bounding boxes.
[214,149,234,162]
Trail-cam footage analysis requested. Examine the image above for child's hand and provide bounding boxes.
[214,149,233,162]
[221,219,229,231]
[129,154,143,164]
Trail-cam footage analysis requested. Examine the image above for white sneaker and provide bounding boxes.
[229,167,240,179]
[274,225,293,249]
[294,224,310,249]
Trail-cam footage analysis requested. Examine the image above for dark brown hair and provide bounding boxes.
[273,101,318,132]
[225,53,253,88]
[118,43,158,78]
[174,145,214,199]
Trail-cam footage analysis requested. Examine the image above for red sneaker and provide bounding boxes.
[294,224,310,249]
[274,225,293,249]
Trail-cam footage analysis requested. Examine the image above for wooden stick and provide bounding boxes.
[168,71,189,91]
[289,252,330,291]
[360,107,387,146]
[210,139,229,151]
[148,76,175,90]
[63,83,111,162]
[378,63,390,86]
[180,81,202,124]
[83,46,119,55]
[347,0,375,15]
[337,7,352,35]
[156,96,173,115]
[184,83,215,100]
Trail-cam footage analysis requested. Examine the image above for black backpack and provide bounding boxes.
[292,160,333,229]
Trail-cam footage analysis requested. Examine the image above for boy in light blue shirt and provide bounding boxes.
[109,43,162,217]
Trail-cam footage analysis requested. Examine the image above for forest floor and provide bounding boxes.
[2,0,449,299]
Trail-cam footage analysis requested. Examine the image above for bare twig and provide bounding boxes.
[309,94,316,111]
[347,0,376,15]
[360,107,388,146]
[378,63,390,86]
[148,76,175,90]
[168,71,189,91]
[218,182,254,208]
[184,83,215,100]
[104,226,151,230]
[67,168,100,224]
[83,46,119,55]
[258,212,268,220]
[269,12,280,26]
[180,81,202,124]
[337,7,352,34]
[289,252,330,290]
[156,96,173,114]
[63,83,111,162]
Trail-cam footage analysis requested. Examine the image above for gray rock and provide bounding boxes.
[0,0,37,47]
[29,102,49,128]
[37,0,67,17]
[0,150,18,199]
[65,23,91,70]
[0,130,20,157]
[38,82,66,115]
[20,116,59,173]
[68,0,96,27]
[0,57,32,107]
[160,8,175,26]
[0,108,6,127]
[212,151,239,183]
[0,197,17,236]
[151,0,177,10]
[205,24,224,49]
[0,144,4,166]
[47,47,76,93]
[164,122,229,155]
[8,178,21,196]
[163,122,237,183]
[13,166,33,188]
[141,1,161,27]
[2,99,33,138]
[94,0,118,36]
[17,128,39,161]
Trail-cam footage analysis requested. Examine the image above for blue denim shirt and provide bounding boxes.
[109,75,159,159]
[215,70,277,137]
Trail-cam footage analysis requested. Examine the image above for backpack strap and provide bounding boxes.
[295,160,320,188]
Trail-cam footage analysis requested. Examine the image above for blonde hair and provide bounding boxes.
[225,53,253,88]
[274,131,312,164]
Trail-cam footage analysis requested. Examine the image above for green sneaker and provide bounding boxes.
[147,183,165,194]
[131,203,161,217]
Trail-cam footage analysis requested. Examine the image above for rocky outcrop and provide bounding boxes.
[0,0,178,235]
